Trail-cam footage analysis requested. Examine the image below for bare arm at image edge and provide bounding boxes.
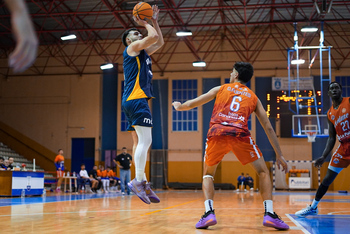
[5,0,38,73]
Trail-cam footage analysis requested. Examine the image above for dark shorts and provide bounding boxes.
[122,98,152,131]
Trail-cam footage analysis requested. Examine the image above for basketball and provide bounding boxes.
[133,2,153,20]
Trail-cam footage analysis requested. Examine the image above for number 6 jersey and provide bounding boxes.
[327,97,350,143]
[207,82,258,138]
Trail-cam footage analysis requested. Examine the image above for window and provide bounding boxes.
[172,80,198,131]
[225,78,252,130]
[121,81,128,132]
[336,76,350,97]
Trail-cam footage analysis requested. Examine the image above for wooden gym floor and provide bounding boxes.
[0,190,349,233]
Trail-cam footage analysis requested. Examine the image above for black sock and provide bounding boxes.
[315,183,329,201]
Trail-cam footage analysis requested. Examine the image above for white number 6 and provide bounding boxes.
[230,96,242,112]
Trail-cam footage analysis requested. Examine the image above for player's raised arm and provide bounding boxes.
[145,5,164,55]
[127,16,159,55]
[254,98,288,173]
[172,86,221,111]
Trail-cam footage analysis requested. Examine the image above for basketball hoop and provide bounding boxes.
[306,131,317,142]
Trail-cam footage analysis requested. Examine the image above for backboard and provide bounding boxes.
[292,114,329,138]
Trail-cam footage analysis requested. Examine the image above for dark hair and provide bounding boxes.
[0,157,4,161]
[58,149,62,152]
[81,163,85,166]
[234,62,254,83]
[107,166,111,169]
[122,28,140,47]
[122,147,127,150]
[328,81,342,91]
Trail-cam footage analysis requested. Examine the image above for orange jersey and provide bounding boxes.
[107,170,115,177]
[54,155,64,163]
[328,97,350,143]
[97,169,107,177]
[207,82,258,138]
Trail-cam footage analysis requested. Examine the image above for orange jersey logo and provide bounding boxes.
[207,82,257,138]
[328,97,350,142]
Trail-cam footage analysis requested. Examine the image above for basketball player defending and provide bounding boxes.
[295,82,350,217]
[173,62,289,230]
[121,5,163,204]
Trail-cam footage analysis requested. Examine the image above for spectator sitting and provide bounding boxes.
[106,166,118,188]
[236,173,246,191]
[97,165,110,193]
[89,165,102,192]
[79,163,98,193]
[244,173,254,190]
[0,157,7,170]
[4,159,11,171]
[8,157,14,170]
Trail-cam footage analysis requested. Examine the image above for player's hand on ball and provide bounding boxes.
[172,101,182,110]
[133,15,148,27]
[151,5,159,21]
[314,156,325,168]
[276,156,288,173]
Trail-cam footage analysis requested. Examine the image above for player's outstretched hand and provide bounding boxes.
[151,5,159,22]
[9,10,38,73]
[172,101,182,111]
[314,156,326,168]
[276,155,288,174]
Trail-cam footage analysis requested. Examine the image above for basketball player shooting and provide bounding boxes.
[173,62,289,230]
[121,5,164,204]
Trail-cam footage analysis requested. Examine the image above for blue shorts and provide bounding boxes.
[122,98,152,131]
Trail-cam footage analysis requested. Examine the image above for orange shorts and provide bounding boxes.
[204,135,262,166]
[57,170,64,177]
[329,142,350,168]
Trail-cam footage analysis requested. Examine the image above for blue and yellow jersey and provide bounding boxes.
[122,48,154,102]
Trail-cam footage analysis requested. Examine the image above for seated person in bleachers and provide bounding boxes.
[8,157,14,170]
[4,159,11,171]
[0,157,7,170]
[244,173,254,190]
[89,165,102,192]
[97,165,110,193]
[79,163,98,193]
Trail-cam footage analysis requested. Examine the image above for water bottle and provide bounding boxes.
[67,171,70,177]
[21,189,25,198]
[42,189,46,197]
[73,172,76,177]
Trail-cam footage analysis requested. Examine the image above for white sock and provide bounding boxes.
[134,126,152,182]
[103,180,107,191]
[205,199,214,212]
[143,173,148,182]
[311,199,319,209]
[264,200,273,214]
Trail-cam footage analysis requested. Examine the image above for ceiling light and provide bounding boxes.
[193,61,206,67]
[100,63,114,70]
[301,26,318,33]
[60,34,77,41]
[291,59,305,65]
[176,30,192,37]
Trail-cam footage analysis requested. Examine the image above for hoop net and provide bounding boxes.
[306,131,317,142]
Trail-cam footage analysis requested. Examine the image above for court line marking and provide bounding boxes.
[328,210,350,215]
[142,198,201,216]
[285,214,310,234]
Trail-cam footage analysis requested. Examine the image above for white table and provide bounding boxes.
[63,176,77,192]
